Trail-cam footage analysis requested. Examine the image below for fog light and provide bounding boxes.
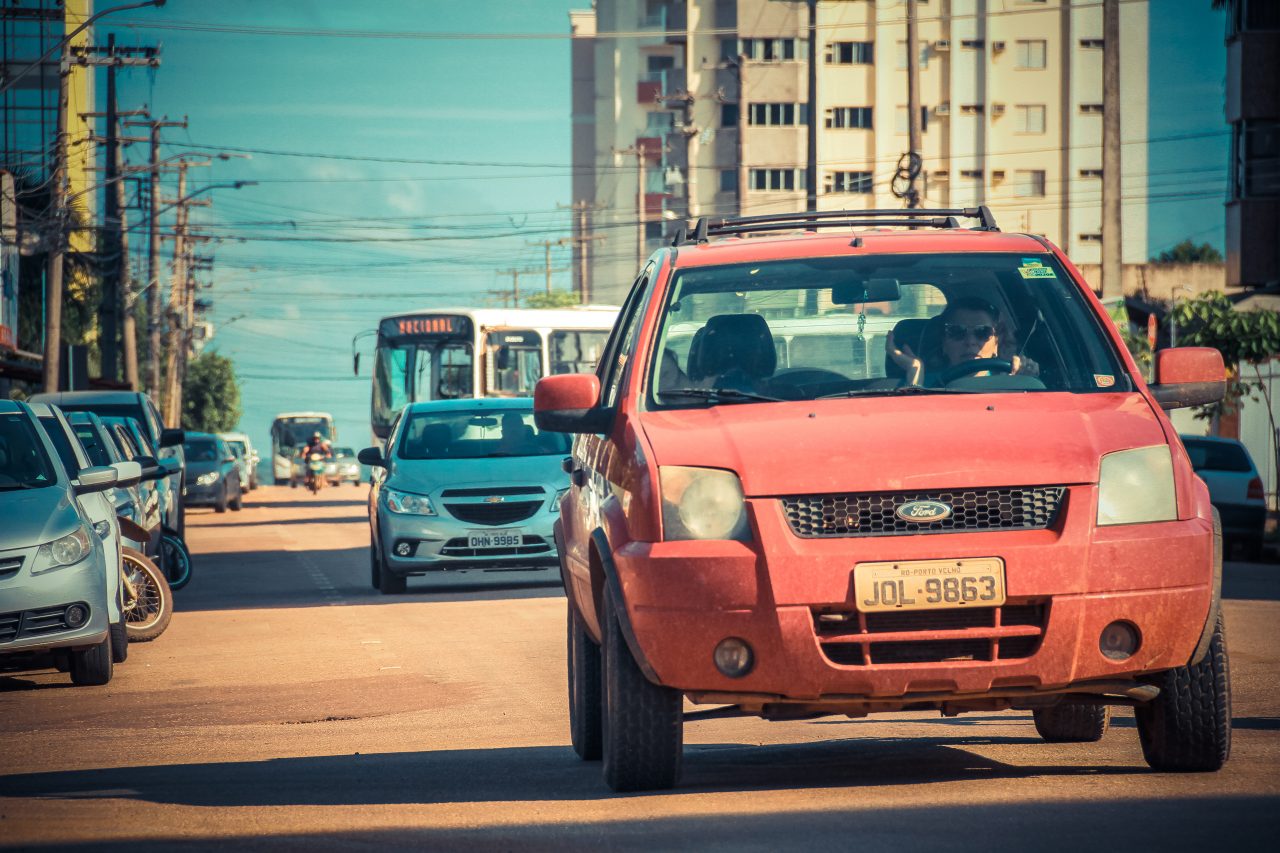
[394,541,414,557]
[1100,621,1140,661]
[713,637,754,678]
[65,604,89,628]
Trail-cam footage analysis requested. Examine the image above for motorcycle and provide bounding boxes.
[118,516,174,642]
[307,455,328,494]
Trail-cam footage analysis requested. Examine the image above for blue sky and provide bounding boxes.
[94,0,1228,455]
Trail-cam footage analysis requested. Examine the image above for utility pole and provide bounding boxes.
[72,38,159,382]
[495,268,541,307]
[41,38,70,393]
[806,0,818,212]
[906,0,923,208]
[528,240,557,295]
[557,201,606,303]
[117,157,140,391]
[614,142,657,272]
[1101,0,1123,299]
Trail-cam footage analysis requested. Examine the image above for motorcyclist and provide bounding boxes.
[302,433,330,489]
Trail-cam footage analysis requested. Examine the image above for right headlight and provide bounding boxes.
[384,487,437,516]
[660,466,750,541]
[31,527,93,574]
[1097,445,1177,526]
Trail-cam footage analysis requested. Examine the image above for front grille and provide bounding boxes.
[0,556,22,580]
[441,486,545,498]
[0,603,80,644]
[440,535,552,558]
[444,500,542,526]
[782,487,1066,538]
[812,601,1049,666]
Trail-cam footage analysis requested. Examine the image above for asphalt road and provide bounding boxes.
[2,486,1278,851]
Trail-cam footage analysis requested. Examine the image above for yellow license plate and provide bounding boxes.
[854,558,1006,613]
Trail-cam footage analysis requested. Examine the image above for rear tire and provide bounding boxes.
[568,605,603,761]
[110,619,129,663]
[122,548,173,643]
[1135,612,1231,771]
[1033,703,1110,742]
[69,636,113,685]
[601,588,682,792]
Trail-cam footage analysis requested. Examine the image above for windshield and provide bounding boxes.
[275,417,332,448]
[333,447,355,458]
[100,416,154,455]
[649,252,1128,407]
[485,330,542,396]
[225,440,247,457]
[373,339,474,433]
[185,439,219,463]
[71,423,116,468]
[550,330,610,374]
[397,407,571,460]
[0,413,56,490]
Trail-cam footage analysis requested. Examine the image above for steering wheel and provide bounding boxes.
[937,357,1015,385]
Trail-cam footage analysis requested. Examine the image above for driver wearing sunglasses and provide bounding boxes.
[887,295,1038,386]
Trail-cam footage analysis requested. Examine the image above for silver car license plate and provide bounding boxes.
[467,529,524,549]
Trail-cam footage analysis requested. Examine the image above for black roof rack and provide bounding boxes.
[673,206,999,246]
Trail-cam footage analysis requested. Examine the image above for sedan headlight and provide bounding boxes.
[196,472,220,486]
[1097,445,1176,526]
[31,527,93,574]
[660,466,750,541]
[384,487,436,516]
[550,487,569,514]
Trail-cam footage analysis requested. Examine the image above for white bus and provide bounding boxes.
[270,411,336,484]
[362,306,619,446]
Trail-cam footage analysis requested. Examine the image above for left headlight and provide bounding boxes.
[196,471,221,486]
[31,527,93,574]
[1097,445,1176,526]
[384,487,436,516]
[550,487,569,514]
[660,466,750,541]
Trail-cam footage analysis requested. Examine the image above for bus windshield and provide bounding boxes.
[373,340,474,434]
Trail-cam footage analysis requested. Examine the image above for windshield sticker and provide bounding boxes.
[1095,374,1116,388]
[1018,261,1057,279]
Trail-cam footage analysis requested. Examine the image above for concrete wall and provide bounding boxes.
[1075,262,1227,300]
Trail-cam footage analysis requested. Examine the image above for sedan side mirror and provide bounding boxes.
[357,447,385,467]
[534,373,611,434]
[111,460,143,489]
[160,428,186,448]
[134,455,166,482]
[1149,347,1226,410]
[75,465,119,495]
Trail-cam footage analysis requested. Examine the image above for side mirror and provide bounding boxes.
[135,455,166,482]
[1149,347,1226,410]
[111,460,143,489]
[160,428,185,448]
[358,447,385,467]
[75,465,119,495]
[353,352,361,376]
[534,374,610,434]
[159,456,181,474]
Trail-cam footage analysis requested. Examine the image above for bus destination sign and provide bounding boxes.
[380,315,471,339]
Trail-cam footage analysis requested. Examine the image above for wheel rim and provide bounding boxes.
[123,557,164,629]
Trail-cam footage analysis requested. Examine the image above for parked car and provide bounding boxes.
[67,411,165,565]
[218,432,259,491]
[100,415,180,540]
[536,207,1232,791]
[1182,435,1266,560]
[182,432,243,513]
[329,446,361,486]
[361,398,570,594]
[29,391,186,536]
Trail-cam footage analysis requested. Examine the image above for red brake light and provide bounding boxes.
[1248,477,1265,501]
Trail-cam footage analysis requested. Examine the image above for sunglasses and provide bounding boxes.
[943,323,996,342]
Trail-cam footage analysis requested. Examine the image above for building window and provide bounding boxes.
[961,39,985,50]
[960,169,984,180]
[1015,104,1046,134]
[719,169,737,193]
[1232,119,1280,199]
[825,171,873,194]
[1079,38,1104,49]
[720,103,739,127]
[1015,39,1047,68]
[1014,170,1046,197]
[895,106,930,134]
[723,37,804,62]
[896,40,929,68]
[959,103,985,115]
[826,107,873,129]
[749,168,806,191]
[748,102,808,126]
[1079,103,1104,115]
[646,111,675,133]
[1079,168,1103,179]
[1079,233,1103,243]
[826,41,874,65]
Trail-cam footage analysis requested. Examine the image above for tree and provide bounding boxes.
[1171,291,1280,423]
[1151,239,1224,265]
[524,291,580,309]
[182,351,242,433]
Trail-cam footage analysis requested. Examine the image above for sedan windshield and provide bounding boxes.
[0,413,56,490]
[185,440,219,463]
[397,408,570,460]
[649,252,1128,407]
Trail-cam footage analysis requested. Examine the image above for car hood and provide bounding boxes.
[638,392,1166,496]
[388,454,565,493]
[0,487,81,547]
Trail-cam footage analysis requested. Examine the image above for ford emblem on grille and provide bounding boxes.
[484,496,505,504]
[895,500,952,523]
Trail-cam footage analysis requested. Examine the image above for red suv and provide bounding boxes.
[536,208,1230,792]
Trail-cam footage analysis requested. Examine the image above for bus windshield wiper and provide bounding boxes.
[817,386,982,399]
[663,387,786,404]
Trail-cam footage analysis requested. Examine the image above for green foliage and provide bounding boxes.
[1151,239,1224,265]
[1171,292,1280,421]
[1120,326,1154,380]
[524,291,580,309]
[182,352,242,433]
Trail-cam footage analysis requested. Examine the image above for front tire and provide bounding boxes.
[378,559,407,595]
[370,542,382,590]
[230,486,243,511]
[601,588,682,792]
[1033,703,1109,742]
[215,488,228,513]
[110,618,129,663]
[1135,612,1232,771]
[70,636,113,685]
[568,605,603,761]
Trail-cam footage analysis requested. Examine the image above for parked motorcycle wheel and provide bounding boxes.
[122,547,173,643]
[161,530,194,591]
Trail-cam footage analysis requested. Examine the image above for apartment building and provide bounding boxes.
[570,0,1148,304]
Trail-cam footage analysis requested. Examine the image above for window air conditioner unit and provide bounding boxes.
[991,169,1006,182]
[991,40,1006,52]
[935,102,951,116]
[934,39,951,51]
[933,169,950,180]
[991,103,1006,116]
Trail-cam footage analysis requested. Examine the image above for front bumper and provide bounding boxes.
[183,482,224,506]
[380,507,559,574]
[611,486,1214,704]
[0,548,111,654]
